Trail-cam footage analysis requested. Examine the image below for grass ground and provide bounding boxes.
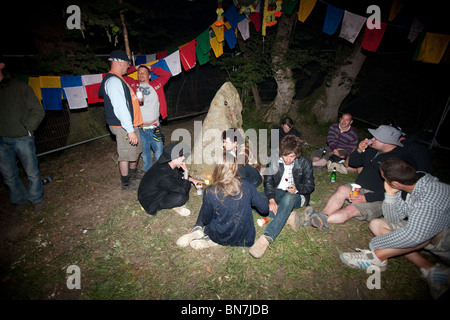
[0,114,445,304]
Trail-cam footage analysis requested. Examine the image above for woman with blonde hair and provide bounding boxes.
[176,152,269,249]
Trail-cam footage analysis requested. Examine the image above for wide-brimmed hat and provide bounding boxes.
[158,142,191,163]
[368,125,403,147]
[108,50,130,63]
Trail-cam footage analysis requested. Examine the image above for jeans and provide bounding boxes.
[139,127,163,172]
[0,136,43,205]
[260,188,305,241]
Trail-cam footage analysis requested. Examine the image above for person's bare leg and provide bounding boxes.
[322,185,350,215]
[119,161,129,176]
[369,219,433,268]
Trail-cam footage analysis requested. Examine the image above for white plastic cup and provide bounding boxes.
[196,183,203,196]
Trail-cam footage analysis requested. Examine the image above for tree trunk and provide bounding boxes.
[263,12,298,123]
[119,0,131,59]
[311,37,366,123]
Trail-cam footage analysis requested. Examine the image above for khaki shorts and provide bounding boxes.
[109,126,143,162]
[386,220,450,265]
[344,183,383,221]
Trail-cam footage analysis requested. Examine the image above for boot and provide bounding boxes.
[121,175,138,190]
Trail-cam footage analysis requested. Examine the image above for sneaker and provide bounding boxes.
[287,211,300,232]
[421,264,450,300]
[176,226,204,247]
[300,206,315,226]
[190,235,219,250]
[335,163,348,174]
[340,248,388,272]
[249,235,272,259]
[311,211,329,232]
[173,205,191,217]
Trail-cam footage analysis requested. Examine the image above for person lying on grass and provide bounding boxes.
[176,152,269,250]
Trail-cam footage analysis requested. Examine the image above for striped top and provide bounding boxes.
[326,123,358,158]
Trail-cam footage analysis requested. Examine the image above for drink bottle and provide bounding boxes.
[330,168,336,183]
[42,177,53,184]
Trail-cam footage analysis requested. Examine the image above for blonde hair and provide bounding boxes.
[209,152,243,202]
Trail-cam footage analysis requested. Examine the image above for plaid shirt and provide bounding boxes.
[369,174,450,250]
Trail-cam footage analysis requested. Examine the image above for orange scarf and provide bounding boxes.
[109,71,143,127]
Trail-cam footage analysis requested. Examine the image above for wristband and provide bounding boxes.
[183,170,189,174]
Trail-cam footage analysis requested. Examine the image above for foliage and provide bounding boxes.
[26,49,109,76]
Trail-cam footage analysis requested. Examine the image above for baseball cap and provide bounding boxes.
[368,125,403,147]
[108,50,130,63]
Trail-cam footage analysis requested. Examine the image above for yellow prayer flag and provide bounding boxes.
[417,33,450,64]
[28,77,42,104]
[211,23,225,42]
[39,76,61,88]
[210,37,223,58]
[298,0,317,22]
[388,0,404,22]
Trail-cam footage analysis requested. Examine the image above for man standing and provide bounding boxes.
[0,57,45,214]
[305,125,404,231]
[340,158,450,300]
[311,113,359,174]
[135,64,171,172]
[99,50,143,190]
[249,135,315,258]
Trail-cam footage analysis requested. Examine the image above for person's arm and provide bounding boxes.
[23,83,45,132]
[293,157,315,196]
[104,77,134,133]
[149,66,171,87]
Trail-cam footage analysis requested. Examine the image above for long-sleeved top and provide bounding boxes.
[326,123,358,158]
[99,72,142,133]
[125,66,171,119]
[0,75,44,137]
[348,146,404,202]
[369,174,450,250]
[201,179,269,247]
[264,155,315,206]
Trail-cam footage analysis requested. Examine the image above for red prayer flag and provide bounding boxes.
[362,22,387,52]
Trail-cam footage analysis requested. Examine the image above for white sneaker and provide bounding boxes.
[340,248,388,272]
[190,235,219,250]
[173,205,191,216]
[176,226,204,247]
[420,264,450,300]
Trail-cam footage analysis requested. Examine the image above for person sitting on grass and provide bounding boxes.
[222,128,262,188]
[176,152,269,249]
[249,134,315,259]
[303,125,404,232]
[340,158,450,300]
[138,142,203,216]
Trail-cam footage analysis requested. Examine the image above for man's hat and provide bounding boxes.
[108,50,130,63]
[158,142,191,163]
[368,125,403,147]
